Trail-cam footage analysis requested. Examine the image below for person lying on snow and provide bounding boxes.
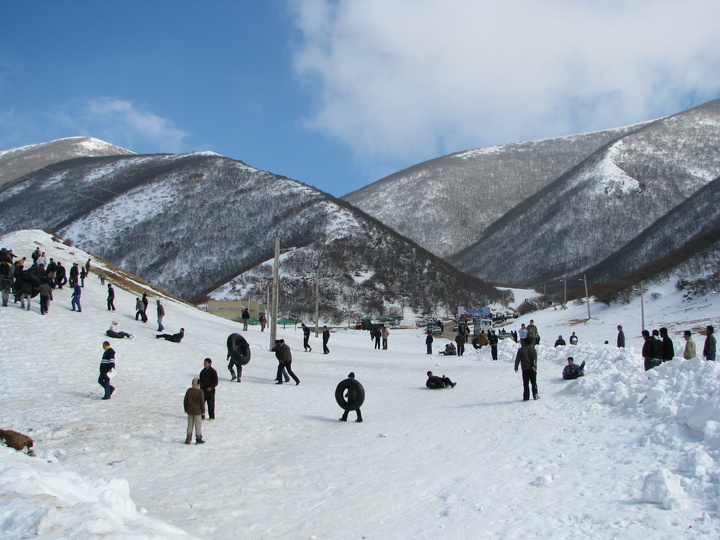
[426,371,456,388]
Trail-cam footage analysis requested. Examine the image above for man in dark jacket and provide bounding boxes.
[617,325,625,348]
[514,338,538,401]
[99,341,116,400]
[455,332,465,356]
[107,283,116,311]
[562,357,585,380]
[642,330,660,371]
[183,378,205,444]
[426,371,456,388]
[302,323,312,352]
[704,326,716,361]
[272,339,300,385]
[488,330,499,360]
[156,328,185,342]
[426,333,433,354]
[659,327,674,362]
[322,326,330,354]
[199,358,219,421]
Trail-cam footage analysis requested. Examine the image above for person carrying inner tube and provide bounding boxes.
[337,372,364,422]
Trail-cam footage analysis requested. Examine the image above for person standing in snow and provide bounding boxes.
[683,330,696,360]
[141,293,149,322]
[183,378,205,444]
[426,332,434,354]
[99,341,116,400]
[106,283,116,311]
[71,283,82,312]
[157,299,165,331]
[659,327,674,362]
[322,326,330,354]
[69,262,79,287]
[455,331,465,356]
[241,307,250,331]
[199,358,218,421]
[381,325,389,350]
[38,277,53,315]
[569,332,578,345]
[703,326,716,361]
[554,335,566,347]
[641,330,660,371]
[373,327,381,350]
[514,338,539,401]
[302,323,312,352]
[616,325,625,348]
[526,319,538,346]
[489,330,499,360]
[259,312,267,332]
[272,339,300,385]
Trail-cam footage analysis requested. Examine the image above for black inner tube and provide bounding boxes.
[227,333,251,365]
[335,378,365,410]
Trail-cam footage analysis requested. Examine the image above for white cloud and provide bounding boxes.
[0,98,189,154]
[291,0,720,163]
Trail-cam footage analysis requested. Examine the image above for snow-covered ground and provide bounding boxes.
[1,230,719,539]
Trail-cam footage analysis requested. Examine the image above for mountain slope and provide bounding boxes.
[0,153,499,317]
[343,124,644,258]
[449,100,720,286]
[0,136,134,187]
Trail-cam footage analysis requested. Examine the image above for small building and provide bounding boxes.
[207,299,266,321]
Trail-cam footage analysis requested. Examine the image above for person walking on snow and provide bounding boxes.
[99,341,116,400]
[302,323,312,352]
[241,307,250,331]
[71,283,82,312]
[272,339,300,385]
[106,283,116,311]
[514,338,539,401]
[322,326,330,354]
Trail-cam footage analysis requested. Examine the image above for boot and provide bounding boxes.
[196,438,205,444]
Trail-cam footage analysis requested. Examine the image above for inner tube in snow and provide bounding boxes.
[227,333,251,365]
[335,378,365,411]
[15,273,42,297]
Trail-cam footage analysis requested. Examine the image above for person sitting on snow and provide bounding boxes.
[156,328,185,342]
[439,342,457,356]
[106,321,133,339]
[562,357,585,380]
[426,371,456,388]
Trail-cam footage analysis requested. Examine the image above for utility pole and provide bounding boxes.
[314,269,320,337]
[270,237,280,349]
[640,280,645,332]
[581,273,591,319]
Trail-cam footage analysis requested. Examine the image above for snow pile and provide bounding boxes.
[0,448,192,538]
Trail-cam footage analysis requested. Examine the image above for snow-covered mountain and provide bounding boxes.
[449,101,720,286]
[0,153,499,319]
[0,136,134,187]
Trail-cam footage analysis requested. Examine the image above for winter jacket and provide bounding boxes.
[100,347,116,374]
[272,342,293,364]
[661,337,674,361]
[514,344,537,371]
[704,334,716,358]
[199,367,218,390]
[183,387,205,415]
[683,338,696,360]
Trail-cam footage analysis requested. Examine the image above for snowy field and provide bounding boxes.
[1,230,719,539]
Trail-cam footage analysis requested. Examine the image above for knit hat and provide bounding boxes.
[348,372,355,378]
[192,378,201,388]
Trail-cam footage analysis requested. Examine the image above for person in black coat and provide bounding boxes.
[156,328,185,342]
[322,326,330,354]
[199,358,219,420]
[617,325,625,348]
[272,339,300,385]
[660,327,674,362]
[302,323,312,352]
[107,283,116,311]
[642,330,660,371]
[426,333,433,354]
[426,371,456,388]
[554,335,566,347]
[99,341,116,400]
[488,330,499,360]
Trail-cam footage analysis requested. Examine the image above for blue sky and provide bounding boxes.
[2,1,720,197]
